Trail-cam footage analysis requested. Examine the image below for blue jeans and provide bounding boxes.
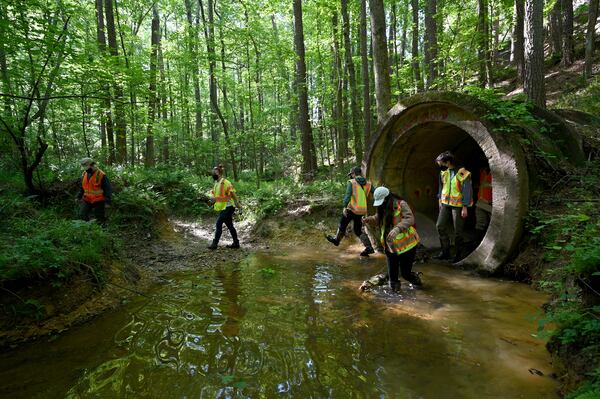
[214,206,238,244]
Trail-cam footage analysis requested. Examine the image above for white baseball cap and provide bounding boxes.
[373,186,390,207]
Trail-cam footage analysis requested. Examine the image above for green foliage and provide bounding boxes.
[0,207,113,283]
[556,75,600,115]
[567,368,600,399]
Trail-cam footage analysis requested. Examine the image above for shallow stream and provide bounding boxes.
[0,248,558,398]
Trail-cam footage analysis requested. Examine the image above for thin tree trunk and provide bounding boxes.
[145,6,159,167]
[104,0,127,163]
[549,0,563,59]
[360,0,371,144]
[293,0,317,179]
[424,0,438,89]
[95,0,112,161]
[585,0,599,79]
[342,0,362,162]
[512,0,525,85]
[411,0,424,92]
[333,13,345,165]
[561,0,574,66]
[184,0,203,138]
[369,0,392,123]
[478,0,492,87]
[524,0,546,107]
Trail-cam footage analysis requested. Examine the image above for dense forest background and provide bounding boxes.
[1,0,598,189]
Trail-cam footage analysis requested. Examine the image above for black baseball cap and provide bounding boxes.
[347,166,362,176]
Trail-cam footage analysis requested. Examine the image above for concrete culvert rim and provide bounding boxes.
[364,92,530,273]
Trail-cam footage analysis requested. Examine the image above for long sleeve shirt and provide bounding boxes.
[437,168,473,207]
[77,171,112,204]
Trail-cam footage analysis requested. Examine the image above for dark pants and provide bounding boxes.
[385,247,417,283]
[338,209,364,237]
[214,206,239,244]
[79,200,106,223]
[436,205,466,251]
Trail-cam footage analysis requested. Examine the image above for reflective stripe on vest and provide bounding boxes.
[478,169,492,204]
[440,167,472,207]
[213,178,233,212]
[347,179,372,215]
[380,199,420,254]
[82,170,106,203]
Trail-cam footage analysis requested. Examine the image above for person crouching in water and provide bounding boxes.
[325,166,375,257]
[363,187,422,291]
[208,164,242,250]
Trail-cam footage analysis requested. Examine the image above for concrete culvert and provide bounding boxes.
[364,92,585,274]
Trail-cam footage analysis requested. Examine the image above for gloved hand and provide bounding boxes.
[461,207,468,219]
[342,208,349,217]
[386,227,401,243]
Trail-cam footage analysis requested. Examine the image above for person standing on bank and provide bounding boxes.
[363,187,422,290]
[208,164,242,250]
[475,165,492,244]
[434,151,473,262]
[326,166,375,257]
[77,158,112,224]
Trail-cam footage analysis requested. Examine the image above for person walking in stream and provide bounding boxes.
[362,187,422,291]
[208,164,242,250]
[326,166,375,257]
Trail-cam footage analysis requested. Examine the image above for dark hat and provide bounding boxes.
[347,166,363,176]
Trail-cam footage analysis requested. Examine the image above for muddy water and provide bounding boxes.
[0,247,557,398]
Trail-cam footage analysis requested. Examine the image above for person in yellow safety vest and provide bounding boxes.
[362,186,422,291]
[326,166,375,257]
[208,164,242,250]
[475,165,492,244]
[434,151,473,263]
[76,158,112,225]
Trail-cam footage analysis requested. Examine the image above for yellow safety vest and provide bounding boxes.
[212,178,234,212]
[380,199,420,254]
[440,167,472,207]
[347,179,372,216]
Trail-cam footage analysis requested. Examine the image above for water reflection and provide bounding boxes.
[0,252,558,399]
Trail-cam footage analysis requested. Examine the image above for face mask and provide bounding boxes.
[439,165,448,171]
[212,174,219,181]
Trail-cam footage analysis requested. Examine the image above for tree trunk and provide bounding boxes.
[524,0,546,107]
[184,0,203,139]
[360,0,371,144]
[293,0,317,180]
[369,0,392,123]
[95,0,113,162]
[512,0,525,85]
[145,6,159,167]
[424,0,438,89]
[477,0,492,87]
[332,13,345,165]
[411,0,424,92]
[561,0,574,66]
[104,0,127,164]
[585,0,599,80]
[342,0,362,163]
[549,0,563,59]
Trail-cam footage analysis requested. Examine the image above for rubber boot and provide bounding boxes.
[226,241,240,249]
[326,229,344,247]
[408,272,423,286]
[208,240,218,250]
[453,239,464,263]
[389,280,401,292]
[359,233,375,257]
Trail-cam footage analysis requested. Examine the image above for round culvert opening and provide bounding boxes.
[365,93,530,273]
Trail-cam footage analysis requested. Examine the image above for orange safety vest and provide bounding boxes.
[380,199,420,254]
[478,169,492,204]
[82,169,106,203]
[347,179,372,215]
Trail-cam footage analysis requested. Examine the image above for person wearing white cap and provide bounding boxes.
[363,186,422,290]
